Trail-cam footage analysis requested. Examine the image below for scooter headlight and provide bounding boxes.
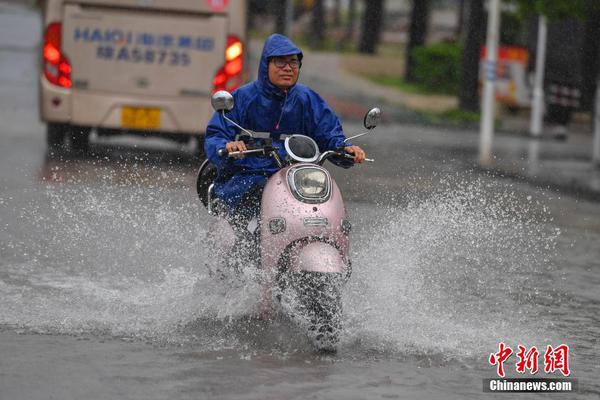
[288,167,331,203]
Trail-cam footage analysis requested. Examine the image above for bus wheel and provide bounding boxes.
[47,123,66,155]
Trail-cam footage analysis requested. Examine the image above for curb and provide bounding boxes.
[477,164,600,202]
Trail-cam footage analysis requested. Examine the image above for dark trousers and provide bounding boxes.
[225,185,265,271]
[227,185,264,230]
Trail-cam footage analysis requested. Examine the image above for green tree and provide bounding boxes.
[511,0,600,110]
[344,0,357,44]
[510,0,590,19]
[359,0,384,54]
[457,0,600,112]
[581,1,600,109]
[272,0,286,34]
[405,0,431,83]
[311,0,325,49]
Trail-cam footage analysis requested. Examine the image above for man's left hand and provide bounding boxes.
[344,145,366,163]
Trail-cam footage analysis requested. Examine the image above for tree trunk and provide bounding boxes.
[580,2,600,110]
[246,0,254,32]
[311,0,325,49]
[593,74,600,166]
[333,0,341,27]
[273,0,286,34]
[359,0,384,54]
[344,0,357,44]
[458,0,485,111]
[456,0,466,39]
[404,0,430,83]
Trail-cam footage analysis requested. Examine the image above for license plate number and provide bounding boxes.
[121,106,160,130]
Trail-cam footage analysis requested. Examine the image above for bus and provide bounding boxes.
[40,0,247,156]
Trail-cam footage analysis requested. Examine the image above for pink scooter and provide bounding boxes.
[197,91,380,351]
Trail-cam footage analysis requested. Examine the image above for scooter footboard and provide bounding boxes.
[289,242,347,274]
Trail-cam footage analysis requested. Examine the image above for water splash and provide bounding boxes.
[344,176,561,360]
[0,174,560,358]
[0,181,262,344]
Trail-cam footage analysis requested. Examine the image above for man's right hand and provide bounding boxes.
[225,140,247,158]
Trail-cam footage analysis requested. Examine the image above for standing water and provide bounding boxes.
[1,154,598,399]
[1,2,597,397]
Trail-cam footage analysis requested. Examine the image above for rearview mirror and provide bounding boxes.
[211,90,234,112]
[363,107,381,130]
[344,106,382,144]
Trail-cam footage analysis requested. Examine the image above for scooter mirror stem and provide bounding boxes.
[221,110,255,138]
[343,131,370,144]
[344,107,381,143]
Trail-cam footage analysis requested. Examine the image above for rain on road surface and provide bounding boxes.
[1,4,599,399]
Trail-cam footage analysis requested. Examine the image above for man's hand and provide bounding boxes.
[225,140,247,158]
[344,145,366,163]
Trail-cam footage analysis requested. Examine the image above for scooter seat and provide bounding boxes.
[196,159,217,208]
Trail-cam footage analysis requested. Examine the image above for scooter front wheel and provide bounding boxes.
[280,271,343,352]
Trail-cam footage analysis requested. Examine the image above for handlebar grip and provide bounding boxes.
[340,151,374,163]
[217,148,228,157]
[218,147,266,158]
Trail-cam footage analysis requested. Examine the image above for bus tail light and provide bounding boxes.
[213,35,244,93]
[43,22,72,89]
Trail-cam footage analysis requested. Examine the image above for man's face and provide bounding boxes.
[268,55,300,90]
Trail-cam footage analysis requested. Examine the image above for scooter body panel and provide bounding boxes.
[260,164,350,274]
[287,241,347,273]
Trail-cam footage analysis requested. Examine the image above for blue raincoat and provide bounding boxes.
[204,34,351,211]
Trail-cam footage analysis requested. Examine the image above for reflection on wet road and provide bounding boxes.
[1,4,599,400]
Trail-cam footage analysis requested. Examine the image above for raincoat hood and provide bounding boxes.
[258,34,303,97]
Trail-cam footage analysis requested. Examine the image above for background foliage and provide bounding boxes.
[411,42,462,94]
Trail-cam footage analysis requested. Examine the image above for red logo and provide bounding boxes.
[489,342,513,377]
[544,344,570,376]
[489,343,571,377]
[206,0,228,12]
[516,345,539,374]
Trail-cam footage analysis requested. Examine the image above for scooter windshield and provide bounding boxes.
[284,135,319,163]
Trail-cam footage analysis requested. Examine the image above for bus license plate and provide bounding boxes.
[121,106,160,130]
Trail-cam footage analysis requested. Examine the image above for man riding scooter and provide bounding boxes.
[204,34,366,261]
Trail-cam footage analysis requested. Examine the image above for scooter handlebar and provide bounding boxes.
[218,147,373,162]
[217,148,228,157]
[217,147,268,158]
[332,151,374,163]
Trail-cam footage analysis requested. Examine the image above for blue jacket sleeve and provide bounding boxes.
[204,106,242,168]
[307,90,348,151]
[306,89,354,168]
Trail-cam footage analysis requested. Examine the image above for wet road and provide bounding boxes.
[1,4,600,400]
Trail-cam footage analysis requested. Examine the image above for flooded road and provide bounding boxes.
[1,4,599,399]
[2,122,599,399]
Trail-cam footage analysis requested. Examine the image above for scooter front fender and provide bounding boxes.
[289,242,347,274]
